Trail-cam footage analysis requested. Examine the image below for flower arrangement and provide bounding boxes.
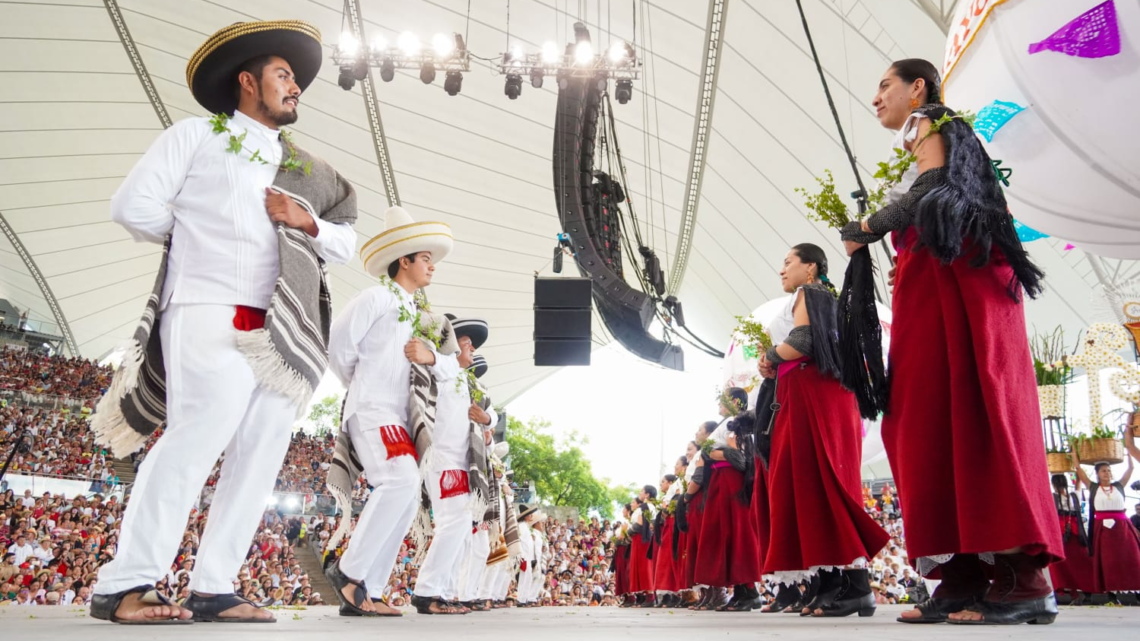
[795,111,975,230]
[716,387,745,417]
[1029,326,1074,387]
[698,438,716,456]
[733,315,773,352]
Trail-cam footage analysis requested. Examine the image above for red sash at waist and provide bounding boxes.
[777,357,807,378]
[1095,511,1126,520]
[711,461,731,470]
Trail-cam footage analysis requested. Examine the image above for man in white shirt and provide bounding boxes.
[515,506,538,607]
[7,535,34,566]
[90,21,354,626]
[32,539,53,564]
[324,206,457,617]
[413,316,496,614]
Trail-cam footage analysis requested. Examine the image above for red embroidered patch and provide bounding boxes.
[233,306,267,331]
[379,425,417,460]
[439,469,470,499]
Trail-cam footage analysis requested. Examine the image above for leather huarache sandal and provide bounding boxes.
[367,597,404,617]
[183,593,274,623]
[897,596,975,624]
[411,595,463,614]
[90,585,193,625]
[325,561,379,617]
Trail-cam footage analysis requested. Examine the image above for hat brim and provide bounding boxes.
[453,319,489,349]
[471,360,489,379]
[361,222,453,278]
[188,21,323,115]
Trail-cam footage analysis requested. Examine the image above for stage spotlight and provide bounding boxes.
[420,62,436,84]
[433,33,455,58]
[337,66,355,91]
[380,58,395,82]
[530,67,544,89]
[615,79,633,104]
[574,41,593,65]
[338,32,359,58]
[505,73,523,100]
[608,41,629,63]
[351,59,368,82]
[397,31,421,56]
[444,70,463,96]
[541,41,560,63]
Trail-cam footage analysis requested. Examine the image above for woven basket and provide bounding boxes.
[1130,411,1140,438]
[1075,438,1125,465]
[1046,452,1073,474]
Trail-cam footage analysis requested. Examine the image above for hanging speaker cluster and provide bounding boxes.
[533,277,593,366]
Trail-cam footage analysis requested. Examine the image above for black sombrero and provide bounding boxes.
[470,354,489,379]
[186,20,323,115]
[518,504,539,521]
[444,313,489,349]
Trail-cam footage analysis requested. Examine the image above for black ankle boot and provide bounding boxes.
[948,553,1057,625]
[762,584,799,613]
[815,569,875,618]
[802,569,841,616]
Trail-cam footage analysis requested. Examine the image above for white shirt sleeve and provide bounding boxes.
[484,405,499,428]
[429,351,460,382]
[110,118,209,243]
[306,217,356,265]
[328,289,386,387]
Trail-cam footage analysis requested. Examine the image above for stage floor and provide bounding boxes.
[2,603,1138,640]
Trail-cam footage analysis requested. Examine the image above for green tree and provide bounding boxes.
[505,416,626,518]
[307,394,342,436]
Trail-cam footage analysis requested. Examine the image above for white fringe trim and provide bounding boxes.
[765,557,869,586]
[235,328,314,418]
[89,339,149,458]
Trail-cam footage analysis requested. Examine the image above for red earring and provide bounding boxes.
[910,98,920,109]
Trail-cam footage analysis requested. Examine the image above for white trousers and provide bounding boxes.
[96,304,296,595]
[458,527,490,601]
[478,560,502,600]
[338,417,420,599]
[526,566,543,602]
[516,564,534,603]
[414,470,473,599]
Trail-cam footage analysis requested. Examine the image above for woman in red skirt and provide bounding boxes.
[758,243,889,619]
[627,492,657,606]
[612,504,632,605]
[1073,438,1140,597]
[694,390,762,611]
[681,422,723,610]
[1047,474,1094,603]
[841,59,1060,625]
[653,469,683,607]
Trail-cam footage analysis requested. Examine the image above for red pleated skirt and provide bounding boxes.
[613,543,630,596]
[1091,515,1140,592]
[751,456,769,576]
[764,360,889,573]
[684,491,704,587]
[694,464,761,587]
[654,515,682,591]
[674,527,689,590]
[883,234,1062,565]
[629,535,655,593]
[1049,516,1094,592]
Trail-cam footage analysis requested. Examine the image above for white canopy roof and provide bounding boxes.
[0,0,1130,402]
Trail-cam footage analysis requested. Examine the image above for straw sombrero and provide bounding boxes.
[361,206,453,278]
[186,20,323,115]
[491,441,509,459]
[446,313,489,349]
[470,354,489,379]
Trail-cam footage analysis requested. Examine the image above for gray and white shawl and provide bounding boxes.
[91,141,357,457]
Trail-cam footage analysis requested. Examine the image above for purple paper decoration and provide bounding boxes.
[975,100,1026,142]
[1029,0,1120,58]
[1064,243,1076,251]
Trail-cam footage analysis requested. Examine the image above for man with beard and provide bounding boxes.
[89,21,356,624]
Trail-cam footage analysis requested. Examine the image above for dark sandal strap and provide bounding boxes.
[188,593,269,621]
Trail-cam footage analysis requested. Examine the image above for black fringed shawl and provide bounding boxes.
[837,248,890,419]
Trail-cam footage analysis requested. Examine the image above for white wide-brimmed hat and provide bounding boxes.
[360,206,452,278]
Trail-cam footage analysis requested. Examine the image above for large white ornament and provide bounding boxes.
[1109,363,1140,407]
[1067,323,1129,424]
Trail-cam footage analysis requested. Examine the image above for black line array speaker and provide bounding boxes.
[534,277,592,366]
